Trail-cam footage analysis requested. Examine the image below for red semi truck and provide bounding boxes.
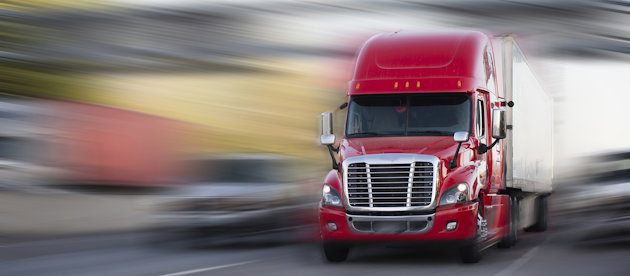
[318,31,553,263]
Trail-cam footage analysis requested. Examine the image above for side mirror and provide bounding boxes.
[320,112,339,170]
[453,131,470,142]
[450,131,469,170]
[320,112,336,145]
[492,108,506,139]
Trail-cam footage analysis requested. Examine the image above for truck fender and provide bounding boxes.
[324,169,343,193]
[440,163,483,201]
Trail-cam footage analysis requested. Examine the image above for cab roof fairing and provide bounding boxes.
[347,31,493,96]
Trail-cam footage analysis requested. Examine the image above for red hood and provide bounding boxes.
[340,136,461,162]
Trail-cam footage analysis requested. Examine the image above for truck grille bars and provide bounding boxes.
[343,154,439,212]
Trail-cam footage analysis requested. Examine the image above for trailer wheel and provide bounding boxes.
[460,205,485,263]
[498,195,519,248]
[322,242,350,262]
[525,195,548,232]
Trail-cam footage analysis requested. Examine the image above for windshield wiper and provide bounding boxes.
[407,130,453,136]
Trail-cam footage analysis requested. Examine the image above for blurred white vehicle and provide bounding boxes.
[554,151,630,244]
[151,155,315,240]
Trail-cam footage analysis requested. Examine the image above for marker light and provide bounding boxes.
[457,80,462,88]
[405,81,409,88]
[457,183,467,192]
[416,81,421,88]
[394,82,399,89]
[355,83,360,90]
[323,185,331,194]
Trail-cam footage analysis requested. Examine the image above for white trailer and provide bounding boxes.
[495,36,554,231]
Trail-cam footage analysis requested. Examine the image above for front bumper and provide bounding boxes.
[319,201,478,242]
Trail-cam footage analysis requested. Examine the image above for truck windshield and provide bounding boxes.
[346,93,471,138]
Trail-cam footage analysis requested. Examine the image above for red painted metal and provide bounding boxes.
[348,31,492,96]
[320,202,478,241]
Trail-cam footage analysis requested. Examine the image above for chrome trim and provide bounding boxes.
[407,162,415,207]
[320,134,335,145]
[342,154,440,212]
[367,163,373,207]
[346,214,435,234]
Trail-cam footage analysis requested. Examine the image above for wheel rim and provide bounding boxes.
[478,208,488,241]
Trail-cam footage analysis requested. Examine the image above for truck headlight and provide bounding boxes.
[322,184,343,207]
[440,182,469,206]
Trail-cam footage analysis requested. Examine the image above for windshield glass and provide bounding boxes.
[346,93,472,138]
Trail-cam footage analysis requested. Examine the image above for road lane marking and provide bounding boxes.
[158,260,259,276]
[494,236,552,276]
[494,247,539,276]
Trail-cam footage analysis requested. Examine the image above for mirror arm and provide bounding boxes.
[329,144,339,153]
[488,138,500,149]
[479,138,501,154]
[327,145,339,170]
[449,141,463,171]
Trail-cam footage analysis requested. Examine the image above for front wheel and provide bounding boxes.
[460,242,482,263]
[322,242,350,262]
[460,207,486,263]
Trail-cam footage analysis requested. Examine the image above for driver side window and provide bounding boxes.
[476,99,485,138]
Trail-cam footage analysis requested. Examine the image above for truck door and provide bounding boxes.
[476,95,501,237]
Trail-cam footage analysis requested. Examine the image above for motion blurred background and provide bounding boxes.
[1,0,629,254]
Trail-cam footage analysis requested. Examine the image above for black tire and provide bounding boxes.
[460,242,482,263]
[322,242,350,262]
[525,195,548,232]
[460,205,485,263]
[498,195,519,248]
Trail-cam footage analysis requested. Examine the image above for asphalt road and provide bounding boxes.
[2,222,628,276]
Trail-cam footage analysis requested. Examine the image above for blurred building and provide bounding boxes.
[1,4,347,164]
[2,0,630,182]
[0,96,191,188]
[0,96,58,190]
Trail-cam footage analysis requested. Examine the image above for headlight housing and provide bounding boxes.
[322,184,343,207]
[440,182,469,206]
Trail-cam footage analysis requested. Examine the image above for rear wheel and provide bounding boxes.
[525,195,548,232]
[498,195,519,248]
[322,242,350,262]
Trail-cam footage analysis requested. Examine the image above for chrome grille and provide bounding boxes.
[343,154,438,211]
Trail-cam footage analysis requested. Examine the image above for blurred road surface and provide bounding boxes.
[2,220,628,276]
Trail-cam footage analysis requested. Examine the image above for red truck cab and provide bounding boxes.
[318,31,516,263]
